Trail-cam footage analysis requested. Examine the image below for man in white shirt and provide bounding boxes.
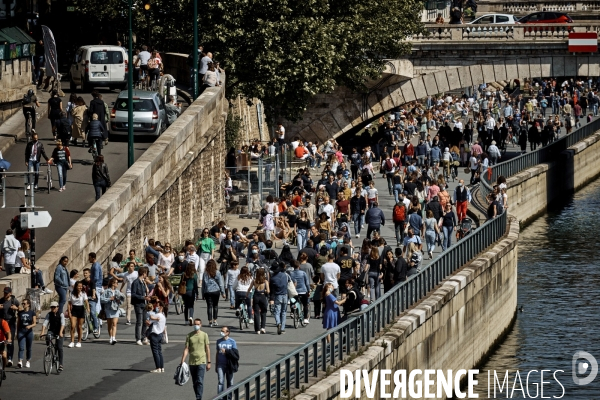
[320,254,341,297]
[454,118,463,132]
[277,124,285,142]
[1,229,21,275]
[119,262,138,325]
[318,197,335,221]
[138,45,151,76]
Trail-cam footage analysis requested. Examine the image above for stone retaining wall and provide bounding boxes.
[0,61,228,299]
[296,215,519,400]
[506,131,600,225]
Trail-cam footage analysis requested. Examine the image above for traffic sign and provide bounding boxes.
[20,211,52,229]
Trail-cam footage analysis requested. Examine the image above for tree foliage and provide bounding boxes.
[73,0,426,122]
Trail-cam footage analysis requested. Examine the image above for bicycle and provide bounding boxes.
[41,333,61,375]
[238,302,250,330]
[168,275,184,315]
[45,163,53,193]
[24,107,38,142]
[289,297,309,328]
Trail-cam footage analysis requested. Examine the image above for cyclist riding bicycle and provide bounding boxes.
[39,301,65,372]
[22,89,40,136]
[0,316,11,379]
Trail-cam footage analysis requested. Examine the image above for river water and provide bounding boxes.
[473,177,600,399]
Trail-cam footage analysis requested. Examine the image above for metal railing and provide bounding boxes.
[481,116,600,198]
[215,212,509,400]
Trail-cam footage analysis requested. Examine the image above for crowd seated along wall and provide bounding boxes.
[0,58,227,299]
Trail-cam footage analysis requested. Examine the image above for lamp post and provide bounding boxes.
[193,0,198,100]
[127,0,134,167]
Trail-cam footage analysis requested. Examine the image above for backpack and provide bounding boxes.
[22,93,33,106]
[393,204,406,223]
[59,118,72,137]
[384,159,394,172]
[451,152,459,161]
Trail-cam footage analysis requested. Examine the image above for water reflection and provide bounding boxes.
[474,177,600,398]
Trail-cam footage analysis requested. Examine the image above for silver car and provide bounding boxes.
[109,90,167,136]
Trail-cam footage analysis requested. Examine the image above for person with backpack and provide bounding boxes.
[24,133,50,190]
[382,154,397,196]
[392,201,407,247]
[22,89,40,134]
[55,110,72,148]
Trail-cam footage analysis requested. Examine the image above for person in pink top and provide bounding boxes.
[427,181,440,202]
[471,142,483,158]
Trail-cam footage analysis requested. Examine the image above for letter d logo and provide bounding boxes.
[572,351,598,386]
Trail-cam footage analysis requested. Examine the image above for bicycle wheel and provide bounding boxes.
[239,305,244,331]
[0,362,3,386]
[44,346,53,376]
[293,308,299,329]
[47,168,51,193]
[175,295,183,315]
[244,310,249,329]
[93,318,101,338]
[300,305,307,327]
[54,353,61,375]
[82,314,89,341]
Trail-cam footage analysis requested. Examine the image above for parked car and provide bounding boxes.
[69,45,128,91]
[109,90,167,137]
[468,14,517,25]
[517,12,573,24]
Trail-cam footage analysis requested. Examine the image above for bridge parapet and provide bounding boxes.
[415,22,600,42]
[478,0,600,15]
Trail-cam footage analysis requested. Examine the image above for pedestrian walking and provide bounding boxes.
[269,261,289,335]
[216,326,238,397]
[101,278,125,345]
[16,298,36,369]
[48,140,72,192]
[202,259,225,327]
[24,133,49,190]
[54,256,69,314]
[146,300,166,373]
[364,201,385,239]
[92,155,111,201]
[132,266,150,345]
[0,287,19,367]
[67,281,89,348]
[181,318,211,400]
[248,268,270,334]
[182,262,199,325]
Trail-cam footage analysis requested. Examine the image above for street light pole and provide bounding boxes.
[128,0,134,167]
[193,0,198,100]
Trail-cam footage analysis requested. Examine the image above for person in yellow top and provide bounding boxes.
[181,318,211,400]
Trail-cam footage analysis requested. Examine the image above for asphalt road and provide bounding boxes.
[0,87,159,270]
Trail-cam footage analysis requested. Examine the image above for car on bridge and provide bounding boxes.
[109,90,168,137]
[468,14,517,25]
[517,12,573,24]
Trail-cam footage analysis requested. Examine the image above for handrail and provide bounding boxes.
[214,212,509,400]
[481,116,600,198]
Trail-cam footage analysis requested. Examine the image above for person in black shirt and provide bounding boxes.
[297,239,317,266]
[336,247,355,294]
[169,250,188,275]
[40,302,65,371]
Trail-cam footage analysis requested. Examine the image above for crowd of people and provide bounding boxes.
[4,70,594,397]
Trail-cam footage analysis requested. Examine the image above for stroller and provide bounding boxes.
[455,218,473,241]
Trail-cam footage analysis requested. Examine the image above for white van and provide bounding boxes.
[69,45,128,91]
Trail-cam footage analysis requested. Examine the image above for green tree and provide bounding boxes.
[200,0,426,122]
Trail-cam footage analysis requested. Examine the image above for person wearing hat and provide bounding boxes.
[40,301,65,372]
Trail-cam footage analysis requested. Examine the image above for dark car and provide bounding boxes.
[518,12,573,24]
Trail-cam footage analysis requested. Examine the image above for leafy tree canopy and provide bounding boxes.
[202,0,426,122]
[73,0,425,122]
